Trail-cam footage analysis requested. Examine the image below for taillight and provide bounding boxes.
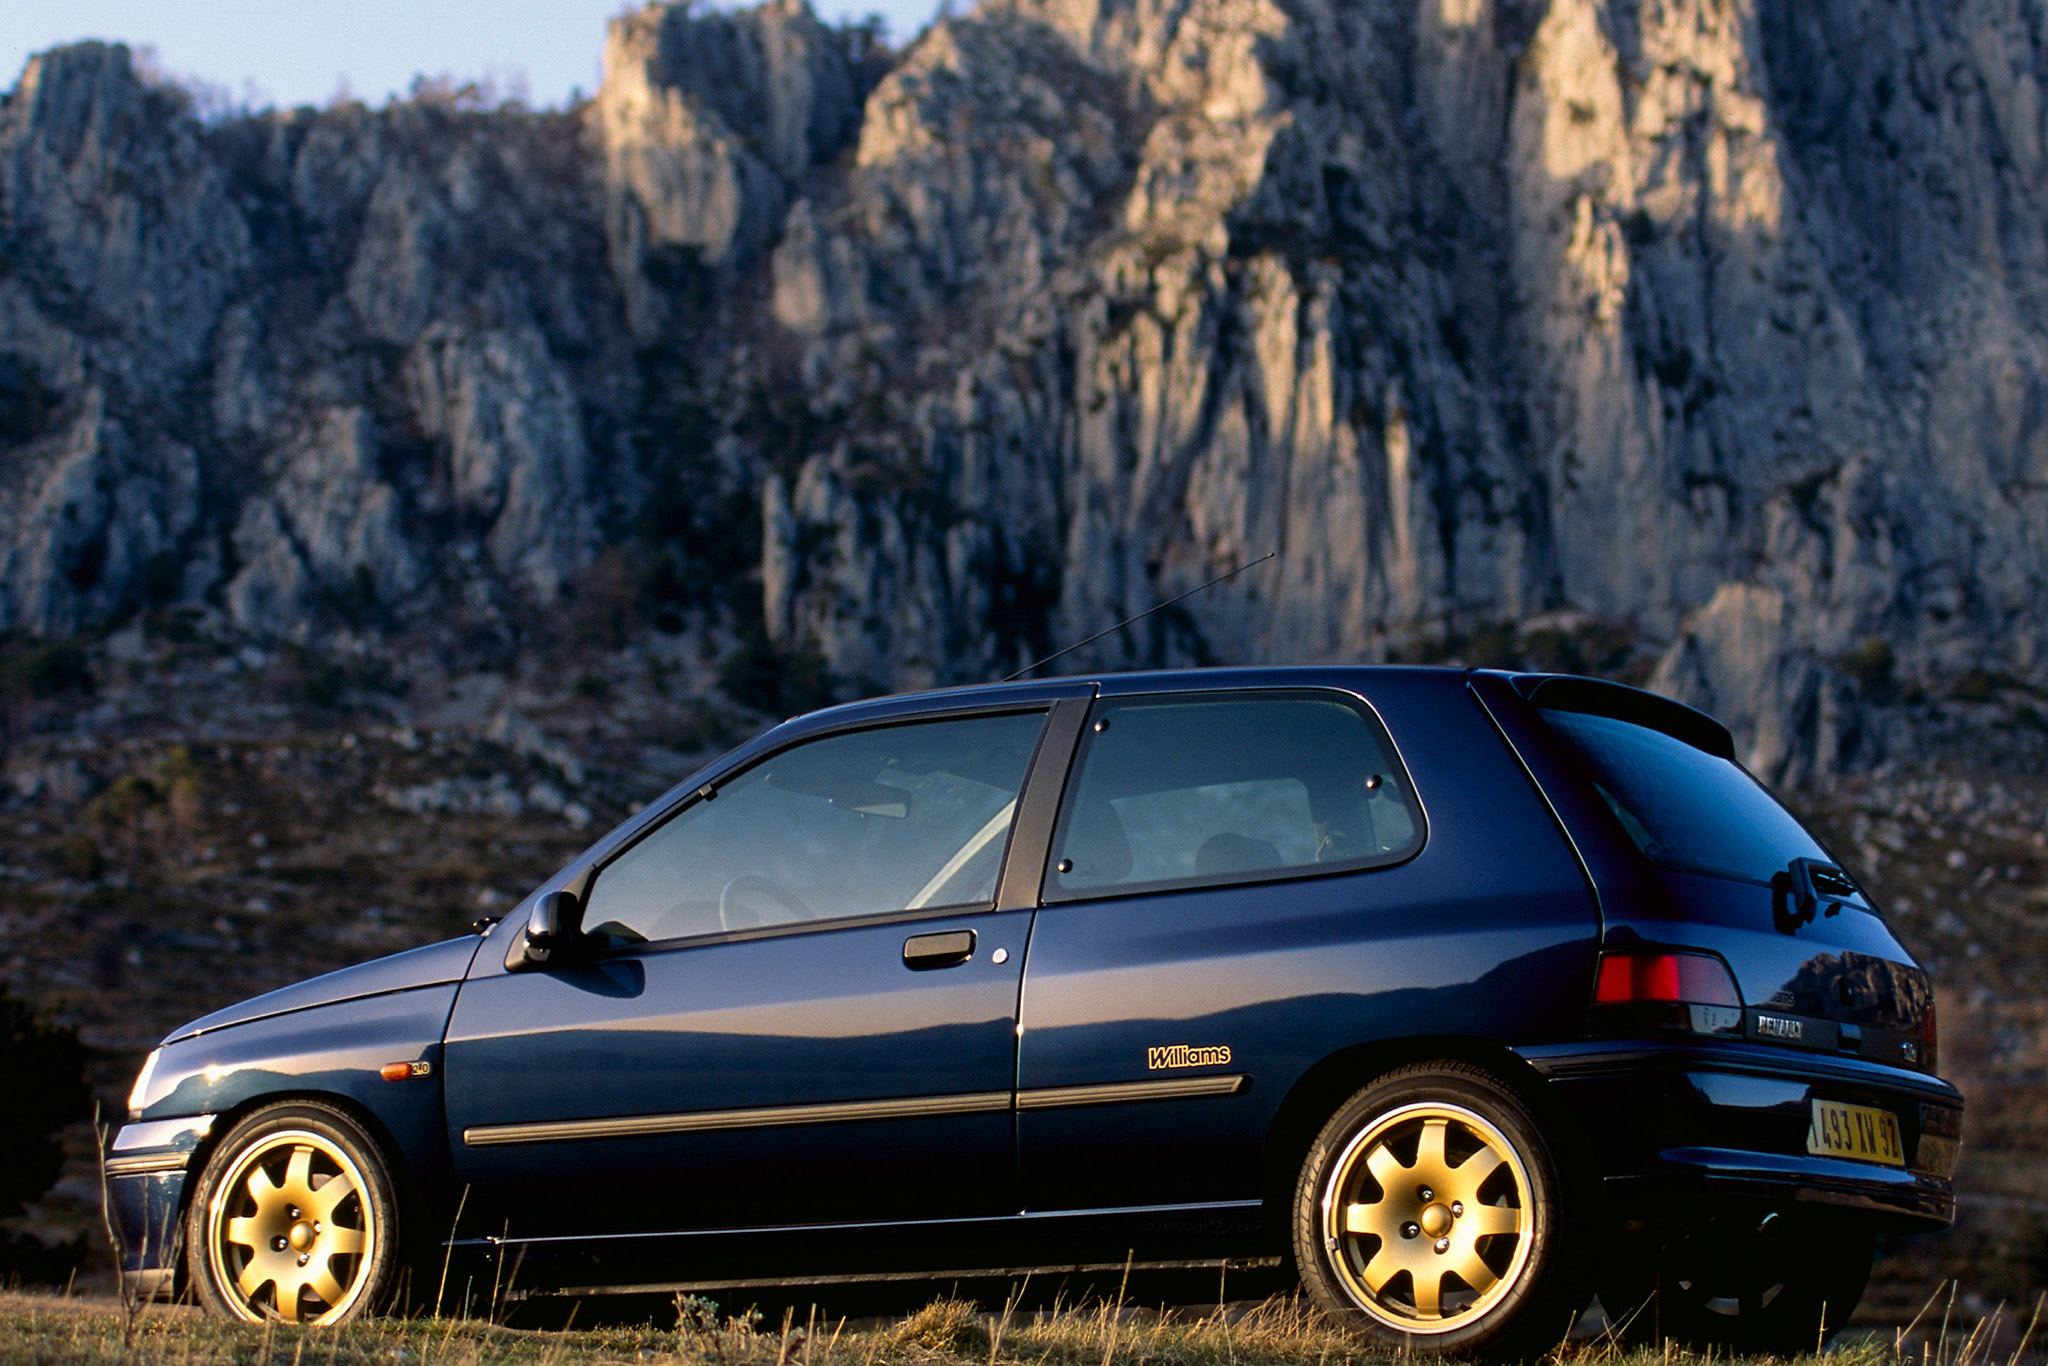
[1589,950,1743,1036]
[1920,995,1939,1074]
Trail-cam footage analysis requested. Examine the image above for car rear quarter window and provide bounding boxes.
[1044,690,1421,902]
[1539,706,1828,883]
[581,710,1046,946]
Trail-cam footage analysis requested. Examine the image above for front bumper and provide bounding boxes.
[104,1116,214,1295]
[1516,1039,1961,1233]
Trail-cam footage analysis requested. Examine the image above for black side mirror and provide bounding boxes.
[505,889,585,972]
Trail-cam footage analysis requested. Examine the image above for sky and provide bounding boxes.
[3,0,942,112]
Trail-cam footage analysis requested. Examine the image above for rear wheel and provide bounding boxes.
[1293,1063,1590,1356]
[186,1102,401,1325]
[1599,1212,1873,1352]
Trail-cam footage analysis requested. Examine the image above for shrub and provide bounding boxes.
[1839,638,1897,699]
[719,628,834,716]
[0,639,93,701]
[1519,627,1587,676]
[86,774,158,832]
[273,644,346,708]
[1952,668,1997,703]
[0,985,89,1217]
[0,354,53,445]
[65,832,103,881]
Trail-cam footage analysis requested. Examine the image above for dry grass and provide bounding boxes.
[2,1286,2044,1366]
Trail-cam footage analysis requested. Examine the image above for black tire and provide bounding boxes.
[1293,1062,1590,1357]
[185,1102,403,1325]
[1598,1212,1873,1353]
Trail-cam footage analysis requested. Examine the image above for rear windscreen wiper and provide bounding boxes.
[1771,856,1864,931]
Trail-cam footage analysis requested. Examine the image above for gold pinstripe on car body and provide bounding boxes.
[460,1073,1249,1147]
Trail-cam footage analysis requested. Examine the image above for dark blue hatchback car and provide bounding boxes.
[107,668,1960,1354]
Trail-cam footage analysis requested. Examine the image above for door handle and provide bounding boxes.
[903,929,975,969]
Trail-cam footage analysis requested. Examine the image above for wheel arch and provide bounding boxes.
[1260,1036,1591,1237]
[173,1088,428,1286]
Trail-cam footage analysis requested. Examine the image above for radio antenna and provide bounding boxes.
[1000,551,1277,683]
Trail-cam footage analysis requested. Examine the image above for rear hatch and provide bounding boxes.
[1519,676,1935,1075]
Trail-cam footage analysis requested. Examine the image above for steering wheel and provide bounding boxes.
[718,874,815,932]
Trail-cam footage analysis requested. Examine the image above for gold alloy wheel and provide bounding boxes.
[204,1129,378,1324]
[1320,1101,1535,1332]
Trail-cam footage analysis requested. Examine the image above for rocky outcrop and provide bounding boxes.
[1,42,620,649]
[10,1,2048,779]
[600,0,874,331]
[753,0,2048,779]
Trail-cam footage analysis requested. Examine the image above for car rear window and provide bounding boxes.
[1540,707,1828,883]
[1045,690,1422,901]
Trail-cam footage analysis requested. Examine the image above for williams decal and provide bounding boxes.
[1147,1044,1232,1070]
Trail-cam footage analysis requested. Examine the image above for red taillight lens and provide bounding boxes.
[1594,951,1742,1006]
[1589,950,1744,1037]
[1920,995,1939,1073]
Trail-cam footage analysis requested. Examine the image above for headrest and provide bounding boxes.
[1195,832,1279,877]
[1061,798,1132,886]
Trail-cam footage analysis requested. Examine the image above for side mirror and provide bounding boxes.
[505,889,585,972]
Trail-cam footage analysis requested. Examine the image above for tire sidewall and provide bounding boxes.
[185,1101,403,1325]
[1294,1063,1586,1357]
[1617,1218,1873,1352]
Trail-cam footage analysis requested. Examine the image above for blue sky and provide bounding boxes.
[3,1,942,111]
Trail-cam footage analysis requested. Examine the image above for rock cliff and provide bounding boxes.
[7,0,2048,779]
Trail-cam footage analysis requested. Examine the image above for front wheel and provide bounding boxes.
[186,1102,402,1325]
[1293,1063,1590,1357]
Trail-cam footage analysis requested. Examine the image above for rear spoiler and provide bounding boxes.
[1507,674,1736,761]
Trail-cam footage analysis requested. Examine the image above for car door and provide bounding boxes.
[442,704,1064,1251]
[1014,677,1602,1216]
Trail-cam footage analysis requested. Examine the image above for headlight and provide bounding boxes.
[126,1047,162,1118]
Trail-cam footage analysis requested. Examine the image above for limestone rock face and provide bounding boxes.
[753,0,2048,778]
[0,44,247,393]
[224,408,422,630]
[0,393,200,634]
[407,323,596,599]
[599,0,872,331]
[10,1,2048,777]
[1,42,615,644]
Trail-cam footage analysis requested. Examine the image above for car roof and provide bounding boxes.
[772,664,1475,737]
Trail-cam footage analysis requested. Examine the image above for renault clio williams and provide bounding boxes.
[106,669,1960,1355]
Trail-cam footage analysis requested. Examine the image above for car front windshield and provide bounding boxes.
[1540,707,1829,883]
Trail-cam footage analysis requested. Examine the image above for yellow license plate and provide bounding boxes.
[1808,1099,1904,1166]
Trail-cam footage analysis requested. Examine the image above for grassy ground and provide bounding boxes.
[1,1289,2041,1366]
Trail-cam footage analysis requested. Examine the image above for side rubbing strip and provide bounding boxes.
[1016,1074,1249,1110]
[103,1153,192,1177]
[463,1090,1013,1148]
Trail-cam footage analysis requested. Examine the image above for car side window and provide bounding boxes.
[1044,691,1421,902]
[581,710,1047,946]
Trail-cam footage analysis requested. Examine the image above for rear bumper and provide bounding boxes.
[1516,1039,1961,1233]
